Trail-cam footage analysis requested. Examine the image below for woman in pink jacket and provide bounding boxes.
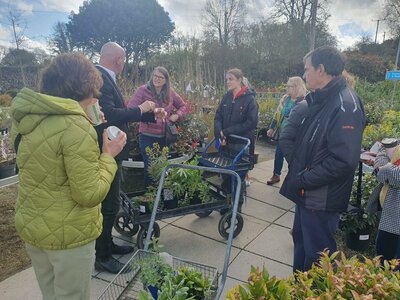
[127,66,187,186]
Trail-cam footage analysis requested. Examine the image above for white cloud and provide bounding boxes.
[16,1,33,16]
[38,0,82,13]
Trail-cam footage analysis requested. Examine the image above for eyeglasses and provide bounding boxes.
[153,74,165,80]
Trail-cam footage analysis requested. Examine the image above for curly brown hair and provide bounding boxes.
[39,52,103,102]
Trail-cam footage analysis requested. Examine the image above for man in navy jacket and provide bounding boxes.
[280,46,365,272]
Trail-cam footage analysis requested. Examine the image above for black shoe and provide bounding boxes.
[95,257,131,274]
[111,243,134,255]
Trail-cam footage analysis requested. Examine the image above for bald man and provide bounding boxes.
[94,42,158,274]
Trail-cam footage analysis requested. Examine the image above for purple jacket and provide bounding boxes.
[127,85,187,136]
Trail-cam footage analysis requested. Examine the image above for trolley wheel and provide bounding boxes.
[137,222,161,249]
[113,211,139,237]
[195,210,213,218]
[218,212,244,239]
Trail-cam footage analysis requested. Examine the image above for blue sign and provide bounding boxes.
[386,70,400,80]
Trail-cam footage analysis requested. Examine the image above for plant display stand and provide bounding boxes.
[97,250,218,300]
[99,167,243,299]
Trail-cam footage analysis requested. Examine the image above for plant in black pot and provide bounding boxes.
[339,172,379,251]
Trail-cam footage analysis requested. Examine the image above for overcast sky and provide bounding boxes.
[0,0,388,51]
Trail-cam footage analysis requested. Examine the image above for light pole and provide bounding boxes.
[309,0,318,51]
[391,37,400,106]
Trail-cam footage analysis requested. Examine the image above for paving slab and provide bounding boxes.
[171,211,271,248]
[220,276,244,298]
[228,250,292,280]
[247,181,295,210]
[246,224,293,265]
[243,199,286,223]
[157,224,240,271]
[275,211,295,229]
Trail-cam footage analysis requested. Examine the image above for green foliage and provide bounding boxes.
[132,253,174,289]
[67,0,174,63]
[257,97,278,130]
[226,265,292,300]
[146,143,170,184]
[292,251,400,299]
[340,172,379,234]
[228,251,400,299]
[362,110,400,149]
[346,52,387,83]
[0,49,37,67]
[158,275,191,300]
[159,267,211,300]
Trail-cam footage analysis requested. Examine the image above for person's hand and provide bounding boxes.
[266,129,273,137]
[219,130,226,146]
[139,101,155,113]
[102,130,127,158]
[168,114,179,123]
[155,108,167,119]
[99,110,107,124]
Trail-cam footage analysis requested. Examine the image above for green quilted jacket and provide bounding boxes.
[11,88,117,250]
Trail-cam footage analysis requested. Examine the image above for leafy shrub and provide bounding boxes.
[362,110,400,149]
[227,251,400,299]
[257,97,278,130]
[292,252,400,299]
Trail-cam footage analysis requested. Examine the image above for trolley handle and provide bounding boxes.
[144,164,242,299]
[202,134,251,165]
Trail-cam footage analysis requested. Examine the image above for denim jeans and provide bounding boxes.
[139,134,167,187]
[273,143,284,176]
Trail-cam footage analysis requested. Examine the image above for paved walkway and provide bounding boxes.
[0,159,294,299]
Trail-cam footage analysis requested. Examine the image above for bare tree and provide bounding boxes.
[202,0,246,47]
[7,7,26,49]
[382,0,400,37]
[271,0,328,25]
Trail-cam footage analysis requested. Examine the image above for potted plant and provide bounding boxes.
[133,252,174,300]
[133,189,157,215]
[339,172,379,251]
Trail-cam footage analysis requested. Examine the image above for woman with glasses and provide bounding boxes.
[128,66,187,187]
[266,76,307,185]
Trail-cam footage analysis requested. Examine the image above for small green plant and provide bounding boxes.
[158,274,191,300]
[132,253,174,290]
[146,143,170,184]
[172,267,213,299]
[226,265,291,300]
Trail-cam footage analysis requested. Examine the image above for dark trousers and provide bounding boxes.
[139,134,167,187]
[273,143,284,176]
[95,161,122,261]
[376,230,400,262]
[292,204,340,273]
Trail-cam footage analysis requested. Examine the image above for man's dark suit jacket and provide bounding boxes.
[95,66,155,161]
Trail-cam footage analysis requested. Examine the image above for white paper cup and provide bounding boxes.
[106,126,121,140]
[86,100,102,126]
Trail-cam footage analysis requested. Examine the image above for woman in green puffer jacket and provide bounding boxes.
[11,53,127,300]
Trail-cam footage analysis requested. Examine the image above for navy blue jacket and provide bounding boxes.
[280,76,365,212]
